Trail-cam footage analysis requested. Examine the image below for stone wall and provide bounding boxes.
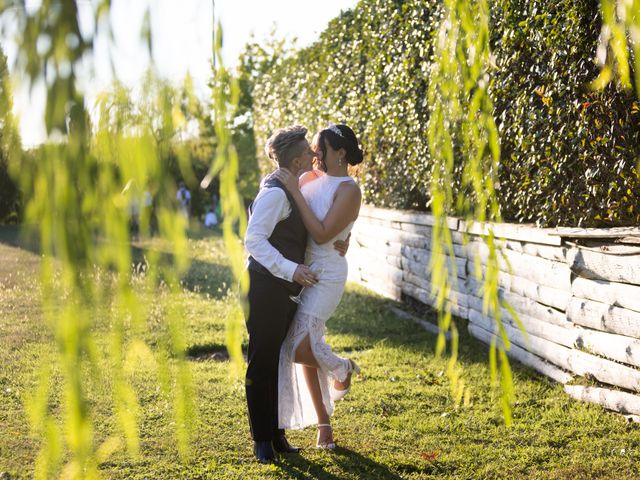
[349,205,640,418]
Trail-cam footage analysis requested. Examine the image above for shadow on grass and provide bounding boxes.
[0,225,234,301]
[130,243,234,301]
[186,342,248,362]
[0,225,539,381]
[0,224,40,253]
[328,286,537,378]
[280,447,403,480]
[183,273,524,382]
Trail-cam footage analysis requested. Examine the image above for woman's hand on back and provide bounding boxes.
[273,168,300,193]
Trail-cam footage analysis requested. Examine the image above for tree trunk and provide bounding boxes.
[567,297,640,339]
[564,385,640,415]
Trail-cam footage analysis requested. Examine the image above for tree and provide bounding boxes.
[228,34,291,202]
[96,71,216,219]
[0,3,245,476]
[0,45,22,223]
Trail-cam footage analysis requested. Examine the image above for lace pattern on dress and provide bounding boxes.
[278,311,351,430]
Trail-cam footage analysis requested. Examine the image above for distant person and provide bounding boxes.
[215,195,223,222]
[128,195,140,240]
[142,189,156,235]
[122,179,141,240]
[176,182,191,220]
[204,207,218,229]
[143,190,153,212]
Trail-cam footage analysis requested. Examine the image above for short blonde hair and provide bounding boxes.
[265,125,308,168]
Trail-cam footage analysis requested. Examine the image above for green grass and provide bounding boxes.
[1,225,640,479]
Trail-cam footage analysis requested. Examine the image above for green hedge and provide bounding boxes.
[252,0,640,227]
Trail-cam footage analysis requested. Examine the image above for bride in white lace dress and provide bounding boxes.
[273,124,364,449]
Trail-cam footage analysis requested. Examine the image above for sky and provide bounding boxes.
[4,0,359,147]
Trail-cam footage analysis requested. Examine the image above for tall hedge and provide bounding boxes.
[252,0,640,227]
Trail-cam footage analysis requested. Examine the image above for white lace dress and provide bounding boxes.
[278,175,356,430]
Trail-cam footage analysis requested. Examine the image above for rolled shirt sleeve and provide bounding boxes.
[245,187,299,282]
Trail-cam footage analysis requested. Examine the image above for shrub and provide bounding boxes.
[491,0,640,226]
[252,0,640,227]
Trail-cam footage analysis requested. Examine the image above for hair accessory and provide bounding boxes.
[327,124,344,138]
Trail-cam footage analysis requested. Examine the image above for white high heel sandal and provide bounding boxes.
[330,359,360,402]
[316,424,336,450]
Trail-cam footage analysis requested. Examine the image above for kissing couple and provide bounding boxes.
[243,123,364,463]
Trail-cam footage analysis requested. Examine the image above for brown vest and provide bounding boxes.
[247,178,308,294]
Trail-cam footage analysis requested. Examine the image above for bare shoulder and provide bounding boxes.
[336,179,362,199]
[299,169,324,188]
[334,181,361,221]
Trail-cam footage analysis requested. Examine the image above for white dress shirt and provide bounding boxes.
[245,186,299,282]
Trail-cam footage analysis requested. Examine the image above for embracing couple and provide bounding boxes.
[243,124,364,464]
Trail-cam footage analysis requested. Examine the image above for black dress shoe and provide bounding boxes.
[272,434,301,454]
[253,440,276,464]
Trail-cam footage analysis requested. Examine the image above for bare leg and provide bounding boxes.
[295,332,356,395]
[296,335,335,445]
[302,365,334,445]
[294,334,320,368]
[301,365,329,424]
[296,335,327,423]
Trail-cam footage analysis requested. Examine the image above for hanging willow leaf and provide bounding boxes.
[427,0,516,424]
[0,0,250,475]
[209,22,250,371]
[595,0,640,97]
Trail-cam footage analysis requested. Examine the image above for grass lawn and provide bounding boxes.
[1,225,640,479]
